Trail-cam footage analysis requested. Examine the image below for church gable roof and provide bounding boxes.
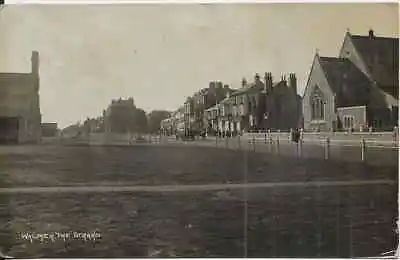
[350,33,399,93]
[319,56,373,107]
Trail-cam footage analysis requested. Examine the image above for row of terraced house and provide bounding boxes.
[161,72,302,136]
[161,29,399,136]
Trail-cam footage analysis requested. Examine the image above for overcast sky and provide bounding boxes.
[0,3,398,128]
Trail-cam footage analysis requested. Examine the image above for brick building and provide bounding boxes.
[0,51,41,143]
[229,75,265,133]
[183,96,194,135]
[203,72,301,134]
[264,73,302,131]
[185,81,232,135]
[303,29,399,131]
[41,123,58,137]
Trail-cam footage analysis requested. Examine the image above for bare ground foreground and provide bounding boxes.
[0,144,398,257]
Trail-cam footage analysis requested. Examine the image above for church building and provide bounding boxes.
[303,29,398,131]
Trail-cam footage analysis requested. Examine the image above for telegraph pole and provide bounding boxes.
[215,88,219,138]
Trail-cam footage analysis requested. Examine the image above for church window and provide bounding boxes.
[310,86,325,120]
[343,115,354,130]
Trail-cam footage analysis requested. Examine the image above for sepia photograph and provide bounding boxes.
[0,2,398,258]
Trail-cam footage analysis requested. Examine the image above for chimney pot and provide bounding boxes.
[241,77,247,88]
[289,73,297,94]
[31,51,39,75]
[369,29,374,39]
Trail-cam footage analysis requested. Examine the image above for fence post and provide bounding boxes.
[269,135,273,153]
[252,135,256,152]
[264,132,267,144]
[298,139,303,157]
[361,138,366,162]
[276,136,280,155]
[324,137,330,160]
[300,128,304,142]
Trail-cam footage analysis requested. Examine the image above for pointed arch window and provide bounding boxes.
[310,86,325,120]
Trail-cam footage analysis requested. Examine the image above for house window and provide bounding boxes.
[310,86,325,120]
[252,97,257,113]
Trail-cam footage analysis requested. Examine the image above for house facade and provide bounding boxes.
[183,96,195,135]
[0,51,42,143]
[264,73,302,131]
[303,29,399,132]
[203,72,302,134]
[41,123,58,137]
[229,75,265,133]
[160,106,185,135]
[185,81,232,135]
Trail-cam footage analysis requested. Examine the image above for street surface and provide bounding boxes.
[0,144,397,258]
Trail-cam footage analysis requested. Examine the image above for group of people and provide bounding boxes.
[291,128,301,143]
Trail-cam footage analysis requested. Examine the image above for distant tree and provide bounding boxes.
[147,110,171,133]
[107,102,139,133]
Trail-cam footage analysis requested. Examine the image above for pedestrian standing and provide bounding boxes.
[393,125,398,143]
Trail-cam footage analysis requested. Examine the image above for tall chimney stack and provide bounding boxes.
[368,29,374,39]
[264,72,273,93]
[31,51,39,76]
[209,81,216,90]
[289,73,297,95]
[241,77,247,88]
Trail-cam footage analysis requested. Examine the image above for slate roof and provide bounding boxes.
[231,82,263,96]
[0,73,33,84]
[219,96,234,105]
[319,56,373,107]
[350,34,399,95]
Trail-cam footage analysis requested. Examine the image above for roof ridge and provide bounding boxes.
[0,72,31,76]
[319,56,348,62]
[351,34,399,40]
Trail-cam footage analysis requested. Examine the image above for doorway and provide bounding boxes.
[0,117,19,144]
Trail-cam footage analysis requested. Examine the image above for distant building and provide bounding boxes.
[0,51,41,143]
[188,81,233,134]
[104,97,136,133]
[160,117,174,135]
[264,73,302,131]
[303,29,399,131]
[209,73,301,134]
[41,123,58,137]
[183,96,195,135]
[61,123,81,138]
[160,106,184,135]
[228,75,265,133]
[173,106,185,134]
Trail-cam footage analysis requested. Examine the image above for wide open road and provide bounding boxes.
[0,144,397,258]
